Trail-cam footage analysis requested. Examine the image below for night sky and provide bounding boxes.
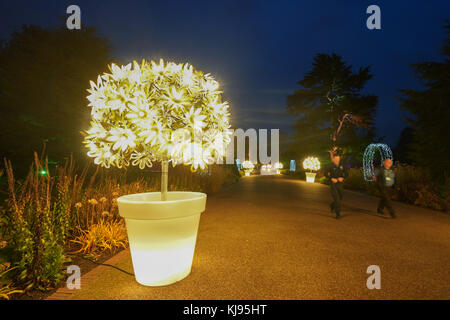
[1,0,449,146]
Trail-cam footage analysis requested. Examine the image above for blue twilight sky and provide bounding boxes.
[1,0,449,146]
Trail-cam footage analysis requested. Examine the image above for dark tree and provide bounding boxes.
[0,25,112,174]
[398,22,450,179]
[394,126,415,164]
[286,53,377,165]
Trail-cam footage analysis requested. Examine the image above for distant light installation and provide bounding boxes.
[261,163,275,175]
[274,162,283,174]
[303,156,320,183]
[290,160,296,172]
[363,143,393,181]
[303,157,320,171]
[235,159,241,171]
[242,161,255,176]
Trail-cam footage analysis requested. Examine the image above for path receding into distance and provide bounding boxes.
[63,176,450,299]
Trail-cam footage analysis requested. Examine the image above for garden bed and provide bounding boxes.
[0,154,239,300]
[14,246,124,300]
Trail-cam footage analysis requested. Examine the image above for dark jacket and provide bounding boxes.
[324,162,349,180]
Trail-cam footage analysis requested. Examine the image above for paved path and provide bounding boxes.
[55,176,450,299]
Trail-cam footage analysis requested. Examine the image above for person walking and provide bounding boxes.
[324,153,348,219]
[373,158,396,218]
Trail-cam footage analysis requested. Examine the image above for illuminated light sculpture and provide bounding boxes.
[241,160,255,176]
[363,143,393,182]
[260,163,272,175]
[261,163,281,175]
[274,162,283,174]
[290,160,296,172]
[84,59,231,286]
[235,158,242,171]
[303,156,321,183]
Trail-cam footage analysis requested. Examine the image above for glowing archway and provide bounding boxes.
[363,143,393,181]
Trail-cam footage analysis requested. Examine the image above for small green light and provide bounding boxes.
[39,170,47,176]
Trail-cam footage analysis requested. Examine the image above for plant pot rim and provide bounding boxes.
[117,191,207,220]
[118,191,206,204]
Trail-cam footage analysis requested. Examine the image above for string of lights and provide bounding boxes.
[303,157,320,172]
[363,143,393,181]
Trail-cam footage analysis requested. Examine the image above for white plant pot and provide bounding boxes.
[117,192,207,286]
[305,172,316,183]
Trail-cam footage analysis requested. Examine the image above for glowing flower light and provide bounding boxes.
[274,162,283,174]
[303,156,320,183]
[242,161,255,169]
[83,59,232,172]
[303,157,321,172]
[261,163,277,175]
[86,59,232,287]
[242,161,255,176]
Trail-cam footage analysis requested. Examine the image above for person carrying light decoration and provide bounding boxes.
[323,150,348,219]
[372,158,396,218]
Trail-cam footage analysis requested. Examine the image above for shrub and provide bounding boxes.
[342,164,449,212]
[318,176,328,185]
[71,219,128,259]
[343,168,366,190]
[0,267,23,300]
[413,185,447,211]
[1,154,68,290]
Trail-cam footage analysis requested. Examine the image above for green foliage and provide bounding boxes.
[343,168,367,191]
[398,22,450,179]
[0,267,23,300]
[342,165,449,212]
[318,176,329,185]
[286,53,377,164]
[2,154,68,290]
[0,153,239,292]
[394,126,415,164]
[71,220,128,259]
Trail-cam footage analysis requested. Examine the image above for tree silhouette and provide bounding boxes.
[286,53,377,164]
[398,21,450,179]
[393,126,415,164]
[0,25,112,174]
